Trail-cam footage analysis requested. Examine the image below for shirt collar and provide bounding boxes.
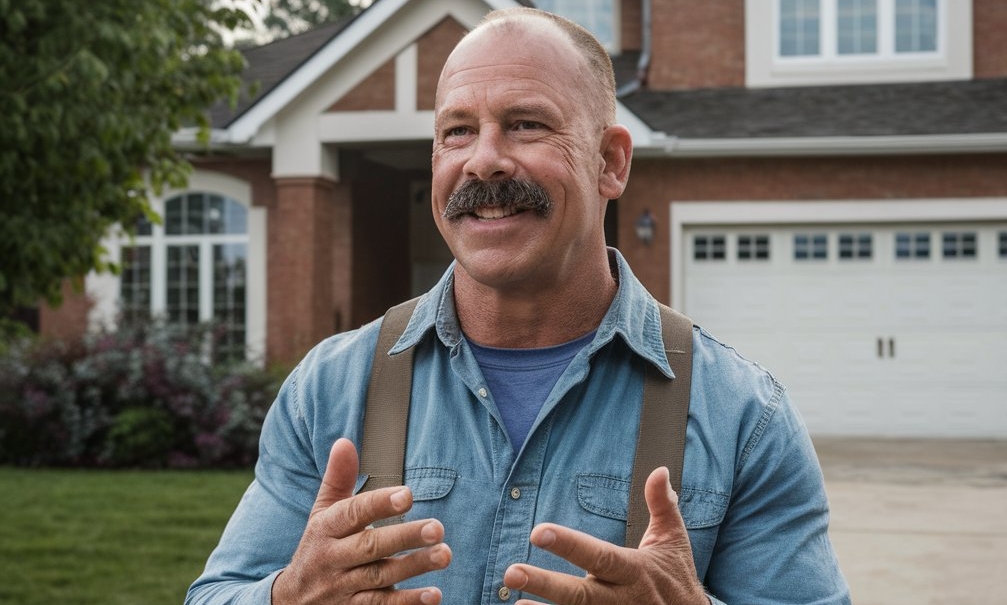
[389,248,674,379]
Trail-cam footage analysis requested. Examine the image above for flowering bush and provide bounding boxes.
[0,321,285,468]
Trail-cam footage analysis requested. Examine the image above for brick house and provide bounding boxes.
[42,0,1007,437]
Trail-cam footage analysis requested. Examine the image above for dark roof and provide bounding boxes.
[620,78,1007,138]
[209,16,358,128]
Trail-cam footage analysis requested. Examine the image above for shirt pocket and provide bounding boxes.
[576,474,630,521]
[679,487,729,575]
[405,467,458,501]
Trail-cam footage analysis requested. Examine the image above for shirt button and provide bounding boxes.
[497,585,511,601]
[509,487,521,500]
[478,387,488,398]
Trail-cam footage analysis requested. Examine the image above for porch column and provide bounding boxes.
[268,177,351,365]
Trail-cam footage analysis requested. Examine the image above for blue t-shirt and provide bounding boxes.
[467,330,596,451]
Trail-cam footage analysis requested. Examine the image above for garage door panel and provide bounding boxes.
[682,222,1007,438]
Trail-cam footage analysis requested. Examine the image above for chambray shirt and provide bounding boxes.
[186,250,850,605]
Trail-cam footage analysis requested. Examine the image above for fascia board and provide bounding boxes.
[635,132,1007,157]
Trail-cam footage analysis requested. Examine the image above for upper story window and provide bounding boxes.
[536,0,620,52]
[746,0,971,87]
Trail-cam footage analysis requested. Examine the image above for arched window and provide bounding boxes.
[120,192,249,360]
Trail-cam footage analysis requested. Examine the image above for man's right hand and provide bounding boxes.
[271,438,452,605]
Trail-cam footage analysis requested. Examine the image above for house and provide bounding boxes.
[41,0,1007,437]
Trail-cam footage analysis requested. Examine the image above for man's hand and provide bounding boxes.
[503,466,707,605]
[272,438,452,605]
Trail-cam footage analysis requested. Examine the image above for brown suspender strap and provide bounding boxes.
[624,303,694,548]
[359,297,420,493]
[360,299,693,550]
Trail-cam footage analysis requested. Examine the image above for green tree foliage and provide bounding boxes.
[0,0,249,316]
[260,0,363,40]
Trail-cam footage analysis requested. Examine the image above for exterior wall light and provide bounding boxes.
[635,209,656,245]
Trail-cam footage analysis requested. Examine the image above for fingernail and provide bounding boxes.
[420,588,440,605]
[507,567,528,588]
[390,487,410,511]
[537,528,556,547]
[421,520,440,543]
[429,543,449,566]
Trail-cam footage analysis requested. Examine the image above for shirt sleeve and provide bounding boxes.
[185,363,322,605]
[703,387,852,605]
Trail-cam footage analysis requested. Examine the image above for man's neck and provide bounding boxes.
[452,256,618,349]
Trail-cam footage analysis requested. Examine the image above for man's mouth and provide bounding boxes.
[472,204,521,220]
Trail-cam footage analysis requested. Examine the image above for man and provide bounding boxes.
[187,8,850,605]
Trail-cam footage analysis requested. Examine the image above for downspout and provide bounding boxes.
[616,0,651,97]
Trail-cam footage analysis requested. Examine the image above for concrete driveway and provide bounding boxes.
[813,438,1007,605]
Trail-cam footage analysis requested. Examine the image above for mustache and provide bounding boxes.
[442,179,553,221]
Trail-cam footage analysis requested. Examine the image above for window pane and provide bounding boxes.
[895,231,930,259]
[795,233,828,260]
[999,232,1007,258]
[838,0,877,54]
[536,0,616,49]
[120,246,152,323]
[167,245,200,325]
[186,193,205,235]
[839,233,873,260]
[780,0,821,56]
[224,198,248,234]
[739,234,771,261]
[165,196,184,235]
[896,0,937,52]
[213,243,247,362]
[942,231,978,259]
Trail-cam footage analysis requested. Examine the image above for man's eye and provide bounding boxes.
[446,126,469,137]
[515,121,543,131]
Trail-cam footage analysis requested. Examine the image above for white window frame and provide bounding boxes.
[87,171,267,363]
[745,0,972,87]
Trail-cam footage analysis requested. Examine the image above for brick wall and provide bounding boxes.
[647,0,745,90]
[620,0,642,52]
[417,17,468,110]
[38,280,91,343]
[328,57,396,112]
[619,153,1007,302]
[974,0,1007,78]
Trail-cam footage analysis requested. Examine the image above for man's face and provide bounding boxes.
[431,21,608,294]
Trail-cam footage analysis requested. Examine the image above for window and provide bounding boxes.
[895,231,930,259]
[942,231,977,259]
[120,192,250,361]
[694,235,727,261]
[794,233,828,260]
[746,0,969,88]
[535,0,619,51]
[738,235,771,260]
[839,232,873,259]
[999,232,1007,258]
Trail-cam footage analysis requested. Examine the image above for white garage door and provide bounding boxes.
[682,222,1007,437]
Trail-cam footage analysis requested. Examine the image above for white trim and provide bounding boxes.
[636,132,1007,157]
[395,43,418,113]
[670,197,1007,309]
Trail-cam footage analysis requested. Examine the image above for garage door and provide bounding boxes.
[682,223,1007,437]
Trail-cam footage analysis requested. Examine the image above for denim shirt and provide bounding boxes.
[186,250,850,605]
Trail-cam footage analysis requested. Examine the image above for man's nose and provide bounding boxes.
[463,127,515,181]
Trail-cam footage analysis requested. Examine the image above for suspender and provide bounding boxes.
[359,297,693,549]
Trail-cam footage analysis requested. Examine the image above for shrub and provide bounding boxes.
[0,321,285,468]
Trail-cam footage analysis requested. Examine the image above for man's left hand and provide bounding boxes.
[503,466,708,605]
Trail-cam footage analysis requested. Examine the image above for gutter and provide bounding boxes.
[633,131,1007,157]
[616,0,650,98]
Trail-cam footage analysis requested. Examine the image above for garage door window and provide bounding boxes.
[738,235,771,260]
[694,235,727,261]
[895,232,930,259]
[838,232,873,260]
[942,231,977,259]
[1000,232,1007,258]
[794,233,828,260]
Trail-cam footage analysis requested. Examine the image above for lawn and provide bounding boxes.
[0,467,253,605]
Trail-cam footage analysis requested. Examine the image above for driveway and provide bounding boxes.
[813,437,1007,605]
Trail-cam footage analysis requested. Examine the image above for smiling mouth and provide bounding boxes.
[472,204,521,220]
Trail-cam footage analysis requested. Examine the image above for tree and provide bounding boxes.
[259,0,364,41]
[0,0,249,318]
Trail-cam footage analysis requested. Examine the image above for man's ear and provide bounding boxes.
[598,125,633,200]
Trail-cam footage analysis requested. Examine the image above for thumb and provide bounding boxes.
[639,466,689,549]
[311,438,360,517]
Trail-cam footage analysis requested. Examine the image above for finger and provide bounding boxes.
[640,466,689,549]
[354,586,445,605]
[525,523,636,583]
[345,541,453,592]
[504,562,602,605]
[340,518,447,569]
[319,483,414,539]
[312,438,361,516]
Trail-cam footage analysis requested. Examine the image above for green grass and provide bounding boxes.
[0,467,253,605]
